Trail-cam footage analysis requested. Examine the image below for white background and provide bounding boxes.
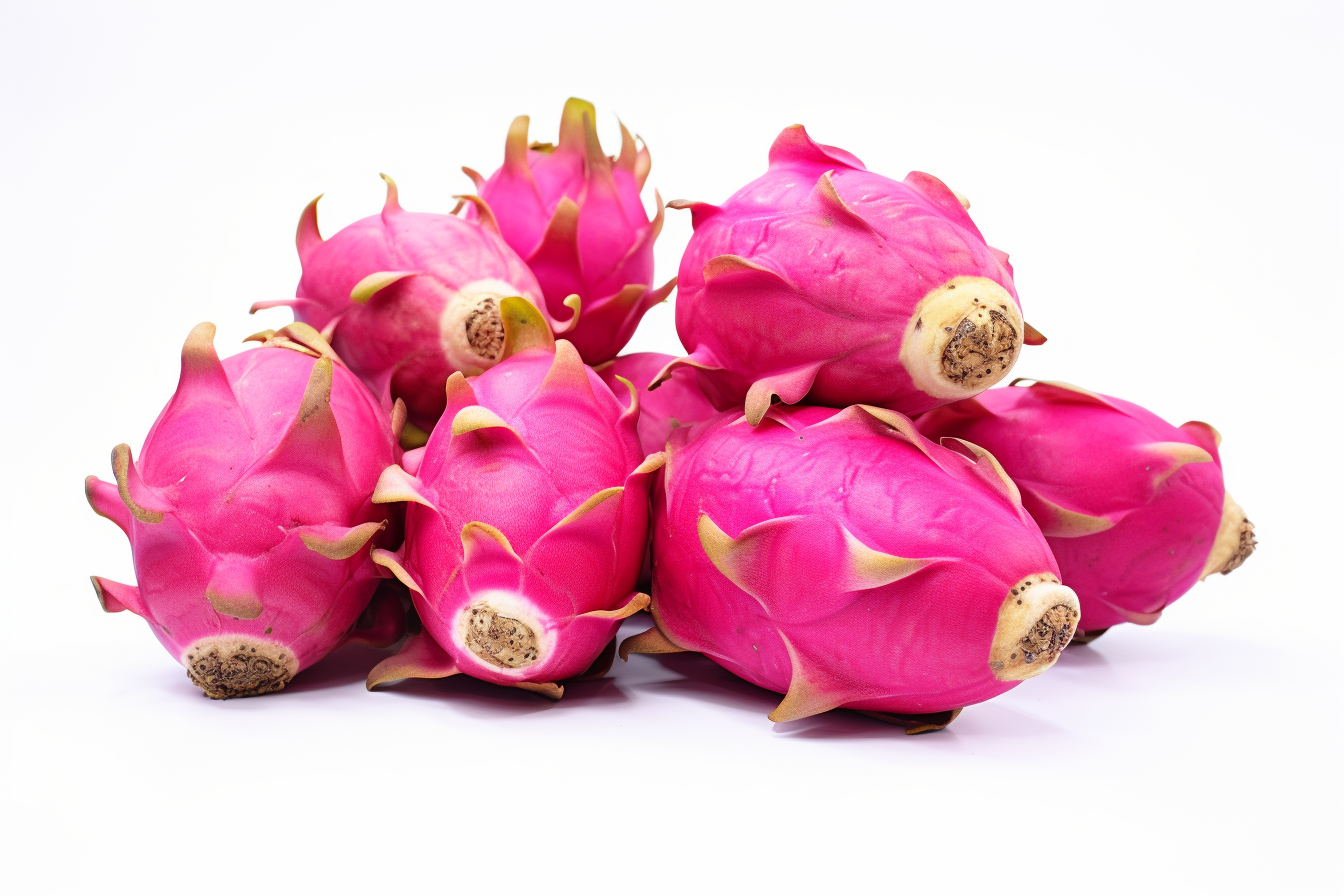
[2,1,1339,892]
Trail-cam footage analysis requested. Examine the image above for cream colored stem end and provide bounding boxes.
[182,636,297,699]
[1200,492,1256,580]
[989,574,1080,681]
[900,277,1024,401]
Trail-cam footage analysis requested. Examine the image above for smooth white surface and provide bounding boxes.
[2,1,1340,892]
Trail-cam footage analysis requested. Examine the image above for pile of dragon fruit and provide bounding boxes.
[86,98,1255,731]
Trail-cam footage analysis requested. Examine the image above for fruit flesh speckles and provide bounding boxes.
[183,637,296,699]
[465,603,539,668]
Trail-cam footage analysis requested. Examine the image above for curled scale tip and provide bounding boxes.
[379,173,401,216]
[498,295,555,359]
[504,115,531,171]
[461,166,486,190]
[558,97,598,152]
[296,194,323,261]
[350,270,416,305]
[452,194,500,235]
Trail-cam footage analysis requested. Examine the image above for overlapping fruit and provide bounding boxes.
[85,101,1253,730]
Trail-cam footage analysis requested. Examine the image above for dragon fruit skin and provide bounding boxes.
[251,174,550,434]
[596,352,718,455]
[463,97,675,365]
[366,305,658,698]
[915,380,1256,634]
[626,403,1080,723]
[664,125,1041,424]
[85,323,404,698]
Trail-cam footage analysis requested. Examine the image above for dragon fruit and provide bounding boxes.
[366,298,659,698]
[463,97,675,365]
[596,352,718,455]
[251,174,554,438]
[623,403,1080,730]
[915,380,1255,639]
[85,323,404,698]
[662,125,1046,424]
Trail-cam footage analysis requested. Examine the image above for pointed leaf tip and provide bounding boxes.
[813,171,876,233]
[768,124,866,172]
[91,576,147,617]
[550,487,624,530]
[1180,420,1222,450]
[841,529,936,590]
[453,194,500,235]
[372,464,436,509]
[614,373,640,422]
[370,548,425,597]
[298,356,334,421]
[768,636,842,723]
[366,631,460,690]
[554,294,581,335]
[558,97,598,152]
[379,173,401,215]
[578,592,650,621]
[299,520,387,560]
[350,271,416,305]
[444,370,479,413]
[450,405,517,437]
[183,321,217,354]
[110,444,167,524]
[86,475,131,533]
[938,437,1023,509]
[460,520,517,556]
[1021,490,1117,538]
[618,625,688,660]
[1144,441,1214,486]
[634,136,651,190]
[498,295,555,359]
[633,451,668,475]
[616,119,637,172]
[504,115,532,171]
[539,339,594,401]
[390,397,408,446]
[667,198,720,229]
[296,194,323,261]
[462,166,486,190]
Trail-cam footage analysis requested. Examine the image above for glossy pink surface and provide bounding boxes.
[669,125,1019,417]
[915,382,1227,630]
[597,352,718,455]
[467,98,671,364]
[376,341,657,686]
[651,403,1062,714]
[85,325,401,679]
[259,178,544,431]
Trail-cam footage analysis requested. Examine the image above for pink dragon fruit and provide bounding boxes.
[365,298,659,698]
[915,380,1256,640]
[596,352,718,455]
[662,125,1047,424]
[251,174,555,439]
[622,403,1080,730]
[463,97,675,365]
[85,323,405,698]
